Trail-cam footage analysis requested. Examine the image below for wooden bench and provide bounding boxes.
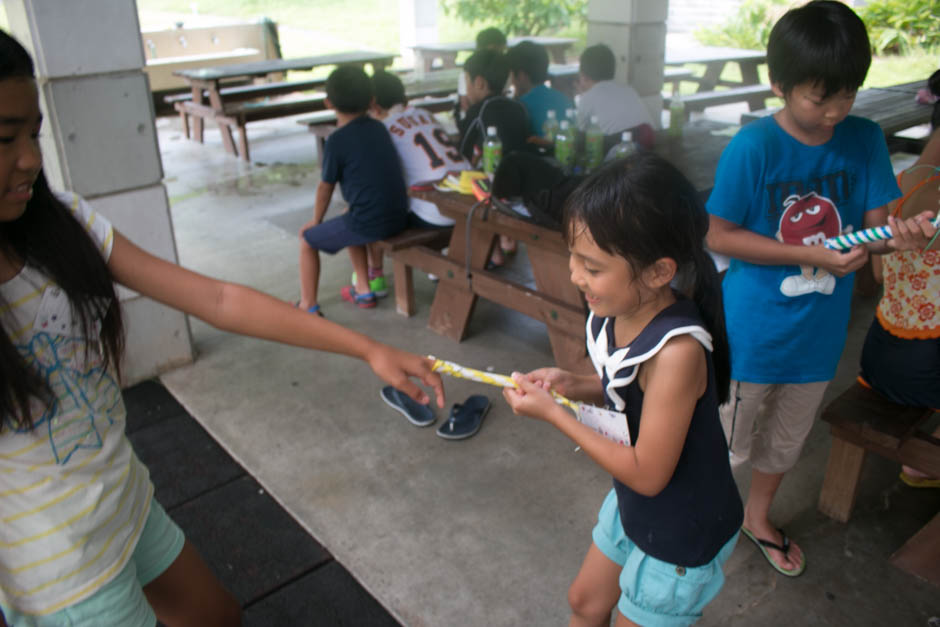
[374,228,453,316]
[164,78,325,107]
[664,84,775,121]
[817,382,939,585]
[176,92,328,161]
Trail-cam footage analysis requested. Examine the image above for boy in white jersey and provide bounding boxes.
[371,71,470,228]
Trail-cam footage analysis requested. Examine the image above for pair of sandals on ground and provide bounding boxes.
[381,386,489,440]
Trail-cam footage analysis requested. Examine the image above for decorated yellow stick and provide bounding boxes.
[429,356,631,446]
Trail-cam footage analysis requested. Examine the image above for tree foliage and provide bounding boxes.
[440,0,586,37]
[857,0,940,55]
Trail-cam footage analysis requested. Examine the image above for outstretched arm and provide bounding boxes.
[107,231,444,407]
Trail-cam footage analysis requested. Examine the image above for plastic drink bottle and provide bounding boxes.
[482,126,502,177]
[554,120,574,173]
[668,86,685,139]
[565,107,578,129]
[584,115,605,172]
[610,131,637,160]
[543,109,559,142]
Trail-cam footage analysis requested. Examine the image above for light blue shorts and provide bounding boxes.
[2,497,185,627]
[592,489,739,627]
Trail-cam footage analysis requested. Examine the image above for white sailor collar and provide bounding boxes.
[585,306,713,412]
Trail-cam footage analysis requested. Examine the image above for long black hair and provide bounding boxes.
[563,153,731,404]
[0,30,124,431]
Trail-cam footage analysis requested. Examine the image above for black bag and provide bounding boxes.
[491,152,584,230]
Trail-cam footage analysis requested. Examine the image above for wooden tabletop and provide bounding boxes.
[741,83,932,138]
[411,36,577,54]
[173,50,397,81]
[652,119,740,197]
[665,46,766,66]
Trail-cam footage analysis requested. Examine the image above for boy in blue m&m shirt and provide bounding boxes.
[706,0,935,577]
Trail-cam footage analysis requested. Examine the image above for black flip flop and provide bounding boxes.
[380,386,435,427]
[436,395,490,440]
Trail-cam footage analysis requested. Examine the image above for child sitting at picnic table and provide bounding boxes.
[370,71,470,229]
[457,49,530,164]
[298,66,408,313]
[506,40,573,140]
[859,77,940,488]
[706,0,935,577]
[456,27,508,120]
[576,43,655,148]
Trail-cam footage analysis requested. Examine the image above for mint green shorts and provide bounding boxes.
[1,497,185,627]
[592,488,739,627]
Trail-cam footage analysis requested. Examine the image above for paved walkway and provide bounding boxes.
[148,110,939,626]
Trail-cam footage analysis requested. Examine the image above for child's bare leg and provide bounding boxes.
[742,469,803,571]
[347,245,371,293]
[366,242,383,275]
[298,236,320,309]
[143,540,241,627]
[568,543,622,627]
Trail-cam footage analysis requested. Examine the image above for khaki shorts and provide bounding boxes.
[719,380,829,474]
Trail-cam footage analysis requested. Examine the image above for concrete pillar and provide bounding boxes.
[586,0,668,128]
[399,0,438,69]
[5,0,194,385]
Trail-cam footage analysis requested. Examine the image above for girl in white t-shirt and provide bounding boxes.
[0,30,443,627]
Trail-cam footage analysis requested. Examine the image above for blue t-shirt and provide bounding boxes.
[321,115,408,239]
[519,84,573,138]
[706,115,900,383]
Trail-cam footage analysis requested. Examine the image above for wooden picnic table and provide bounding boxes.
[393,119,737,371]
[412,36,577,74]
[666,46,766,92]
[173,50,396,160]
[741,82,933,145]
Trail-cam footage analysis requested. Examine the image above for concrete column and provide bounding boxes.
[586,0,668,128]
[399,0,438,69]
[5,0,194,384]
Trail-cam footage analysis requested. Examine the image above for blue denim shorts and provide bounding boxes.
[2,497,185,627]
[302,215,378,254]
[592,489,739,627]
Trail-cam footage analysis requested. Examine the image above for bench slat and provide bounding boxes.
[164,78,325,104]
[664,84,774,120]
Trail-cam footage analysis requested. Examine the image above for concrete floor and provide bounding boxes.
[152,112,939,626]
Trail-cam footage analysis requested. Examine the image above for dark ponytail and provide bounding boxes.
[563,153,731,403]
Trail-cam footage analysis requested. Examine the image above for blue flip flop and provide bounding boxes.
[436,395,490,440]
[380,386,435,427]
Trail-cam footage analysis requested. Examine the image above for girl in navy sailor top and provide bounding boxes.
[504,153,743,627]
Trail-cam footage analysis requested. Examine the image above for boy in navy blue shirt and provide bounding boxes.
[298,66,408,313]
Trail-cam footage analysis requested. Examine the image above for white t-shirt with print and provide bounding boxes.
[0,192,152,616]
[382,104,470,226]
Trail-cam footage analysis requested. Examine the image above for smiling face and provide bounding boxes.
[0,77,42,223]
[567,219,644,320]
[773,81,856,145]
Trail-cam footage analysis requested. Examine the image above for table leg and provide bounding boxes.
[190,84,204,143]
[206,83,238,157]
[427,222,492,341]
[548,45,567,64]
[739,60,761,86]
[526,246,591,373]
[817,435,866,523]
[698,61,726,92]
[890,512,940,587]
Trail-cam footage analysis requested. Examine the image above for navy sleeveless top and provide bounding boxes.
[586,299,743,567]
